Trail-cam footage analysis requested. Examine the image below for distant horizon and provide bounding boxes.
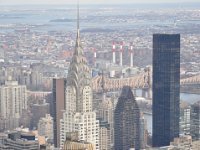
[1,2,200,6]
[1,0,200,5]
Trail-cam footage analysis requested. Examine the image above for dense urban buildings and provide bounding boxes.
[1,1,200,150]
[152,34,180,147]
[114,86,140,150]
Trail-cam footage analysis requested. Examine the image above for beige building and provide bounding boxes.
[99,121,111,150]
[98,97,114,150]
[64,141,94,150]
[63,132,94,150]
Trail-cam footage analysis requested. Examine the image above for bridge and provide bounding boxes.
[92,70,200,98]
[181,74,200,85]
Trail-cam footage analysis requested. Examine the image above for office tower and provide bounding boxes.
[0,78,27,130]
[38,114,53,140]
[114,86,140,150]
[52,78,65,147]
[152,34,180,147]
[180,102,190,136]
[60,4,99,149]
[191,101,200,141]
[98,97,114,149]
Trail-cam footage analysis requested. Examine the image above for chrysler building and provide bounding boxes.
[60,3,99,149]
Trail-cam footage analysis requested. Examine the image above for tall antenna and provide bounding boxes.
[77,0,80,31]
[76,0,80,48]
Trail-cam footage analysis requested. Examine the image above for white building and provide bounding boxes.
[59,5,99,149]
[0,79,27,130]
[38,114,53,140]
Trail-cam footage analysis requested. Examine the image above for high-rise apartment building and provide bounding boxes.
[0,79,27,118]
[52,78,65,147]
[59,4,99,149]
[152,34,180,147]
[114,86,140,150]
[0,79,27,130]
[191,101,200,141]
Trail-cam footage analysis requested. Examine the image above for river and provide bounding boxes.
[135,90,200,135]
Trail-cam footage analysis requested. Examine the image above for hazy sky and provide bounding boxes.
[0,0,200,5]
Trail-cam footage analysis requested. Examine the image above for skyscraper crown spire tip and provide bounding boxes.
[76,0,80,45]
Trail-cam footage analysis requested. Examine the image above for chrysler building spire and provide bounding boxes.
[60,2,99,149]
[76,0,80,47]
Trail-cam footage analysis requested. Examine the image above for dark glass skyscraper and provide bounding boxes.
[152,34,180,147]
[114,86,140,150]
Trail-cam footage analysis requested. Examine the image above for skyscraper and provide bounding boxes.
[59,3,99,149]
[52,78,65,147]
[114,86,140,150]
[152,34,180,147]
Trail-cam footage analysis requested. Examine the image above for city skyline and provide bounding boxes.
[1,0,200,5]
[0,0,200,149]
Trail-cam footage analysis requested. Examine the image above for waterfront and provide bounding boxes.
[143,92,200,134]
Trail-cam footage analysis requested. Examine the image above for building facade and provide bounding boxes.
[152,34,180,147]
[99,120,111,150]
[191,101,200,141]
[180,102,191,136]
[0,79,27,119]
[38,114,53,140]
[98,97,114,150]
[0,79,27,130]
[0,131,39,150]
[64,132,94,150]
[52,78,65,147]
[59,5,99,149]
[114,86,140,150]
